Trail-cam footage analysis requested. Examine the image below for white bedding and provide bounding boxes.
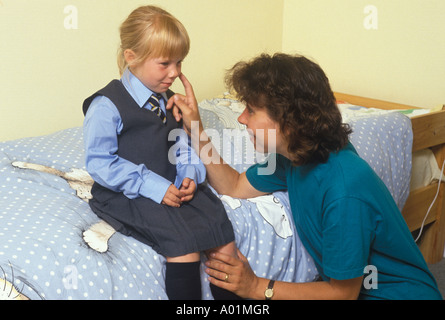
[411,149,445,191]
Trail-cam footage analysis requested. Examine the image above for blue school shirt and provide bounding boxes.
[83,69,205,204]
[246,143,442,300]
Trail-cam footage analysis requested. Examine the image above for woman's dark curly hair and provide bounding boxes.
[225,53,352,166]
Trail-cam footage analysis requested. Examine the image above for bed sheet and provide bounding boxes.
[411,150,445,191]
[0,121,317,299]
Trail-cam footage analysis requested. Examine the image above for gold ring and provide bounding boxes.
[224,273,230,282]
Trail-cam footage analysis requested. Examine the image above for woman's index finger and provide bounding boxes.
[179,73,195,98]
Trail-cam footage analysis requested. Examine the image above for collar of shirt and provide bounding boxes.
[120,68,167,112]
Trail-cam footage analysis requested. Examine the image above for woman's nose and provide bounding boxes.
[238,108,248,125]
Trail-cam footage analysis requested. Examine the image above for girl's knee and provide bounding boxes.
[207,241,237,258]
[166,252,200,263]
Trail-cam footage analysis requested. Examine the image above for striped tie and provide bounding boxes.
[147,93,167,124]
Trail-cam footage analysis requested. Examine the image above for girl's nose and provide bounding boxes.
[169,65,180,78]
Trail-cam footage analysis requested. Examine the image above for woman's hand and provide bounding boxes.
[205,249,260,299]
[166,73,202,136]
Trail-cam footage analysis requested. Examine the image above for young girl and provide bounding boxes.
[82,5,238,300]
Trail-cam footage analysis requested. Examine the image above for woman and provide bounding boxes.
[167,53,442,300]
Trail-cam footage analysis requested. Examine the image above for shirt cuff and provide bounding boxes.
[175,165,198,190]
[139,172,172,204]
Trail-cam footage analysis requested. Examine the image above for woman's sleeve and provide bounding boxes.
[245,154,288,193]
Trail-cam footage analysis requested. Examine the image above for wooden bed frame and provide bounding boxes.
[335,92,445,264]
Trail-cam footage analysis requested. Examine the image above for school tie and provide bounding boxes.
[147,93,167,124]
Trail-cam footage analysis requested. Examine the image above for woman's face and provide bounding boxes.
[237,104,288,156]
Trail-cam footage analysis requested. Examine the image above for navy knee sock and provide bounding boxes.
[165,261,202,300]
[210,283,243,300]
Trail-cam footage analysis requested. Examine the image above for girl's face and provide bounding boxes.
[128,53,183,93]
[238,104,288,156]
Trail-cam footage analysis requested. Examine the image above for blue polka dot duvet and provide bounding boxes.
[0,97,412,300]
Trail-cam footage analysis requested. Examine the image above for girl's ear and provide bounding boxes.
[124,49,137,65]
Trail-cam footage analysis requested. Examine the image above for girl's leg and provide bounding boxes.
[206,241,243,300]
[208,241,238,258]
[165,252,201,300]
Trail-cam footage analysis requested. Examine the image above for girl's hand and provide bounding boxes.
[166,74,202,136]
[161,184,182,207]
[205,249,260,299]
[179,177,196,202]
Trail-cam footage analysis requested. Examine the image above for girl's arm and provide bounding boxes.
[173,129,205,189]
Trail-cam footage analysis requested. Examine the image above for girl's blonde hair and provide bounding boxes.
[117,5,190,76]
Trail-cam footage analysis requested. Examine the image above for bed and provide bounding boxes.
[0,93,444,300]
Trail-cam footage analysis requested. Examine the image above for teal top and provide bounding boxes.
[246,143,442,300]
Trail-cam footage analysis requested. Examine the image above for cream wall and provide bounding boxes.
[3,1,443,141]
[0,0,283,141]
[282,0,445,108]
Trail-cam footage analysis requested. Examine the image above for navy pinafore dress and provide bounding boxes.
[82,80,235,257]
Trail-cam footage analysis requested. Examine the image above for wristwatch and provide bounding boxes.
[265,280,275,300]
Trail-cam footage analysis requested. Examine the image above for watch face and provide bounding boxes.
[265,288,273,299]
